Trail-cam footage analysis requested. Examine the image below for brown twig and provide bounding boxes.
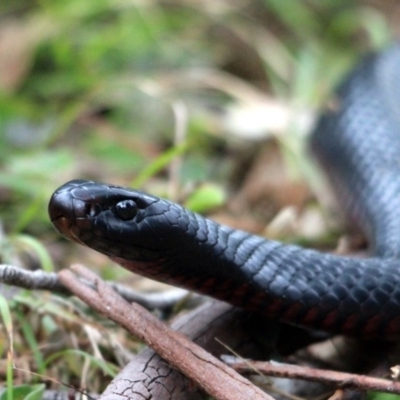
[101,301,273,400]
[226,359,400,393]
[0,263,191,310]
[0,264,67,293]
[58,264,273,400]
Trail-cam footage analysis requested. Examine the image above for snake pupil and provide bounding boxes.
[115,199,137,220]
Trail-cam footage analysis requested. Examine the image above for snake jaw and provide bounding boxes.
[52,216,86,246]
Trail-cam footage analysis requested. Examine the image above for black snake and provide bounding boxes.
[49,44,400,339]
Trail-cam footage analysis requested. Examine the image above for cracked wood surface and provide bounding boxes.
[59,265,272,400]
[100,301,271,399]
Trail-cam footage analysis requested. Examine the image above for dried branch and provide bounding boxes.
[58,264,273,400]
[101,301,272,400]
[226,359,400,394]
[0,264,191,310]
[0,264,67,293]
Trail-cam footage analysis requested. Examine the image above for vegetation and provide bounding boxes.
[0,0,394,397]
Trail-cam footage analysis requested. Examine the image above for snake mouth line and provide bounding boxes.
[51,215,85,245]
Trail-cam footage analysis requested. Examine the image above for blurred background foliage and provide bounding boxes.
[0,1,394,240]
[0,0,399,394]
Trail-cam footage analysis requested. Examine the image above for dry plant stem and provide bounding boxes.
[101,301,271,400]
[58,264,273,400]
[228,360,400,394]
[0,263,189,310]
[0,264,67,292]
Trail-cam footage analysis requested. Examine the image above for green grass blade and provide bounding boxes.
[131,142,188,188]
[0,295,13,400]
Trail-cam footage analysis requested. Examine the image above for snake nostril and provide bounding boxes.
[85,203,101,218]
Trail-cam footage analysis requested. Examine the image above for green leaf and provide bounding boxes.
[24,384,46,400]
[368,393,400,400]
[262,0,319,39]
[358,7,391,48]
[0,384,46,400]
[184,184,225,213]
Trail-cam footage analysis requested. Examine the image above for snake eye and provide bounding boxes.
[115,199,138,220]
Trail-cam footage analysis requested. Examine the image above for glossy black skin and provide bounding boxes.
[49,45,400,338]
[310,44,400,258]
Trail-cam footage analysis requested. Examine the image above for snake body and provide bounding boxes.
[49,45,400,339]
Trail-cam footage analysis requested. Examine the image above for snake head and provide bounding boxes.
[48,180,198,263]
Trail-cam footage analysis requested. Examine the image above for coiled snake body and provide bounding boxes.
[49,45,400,339]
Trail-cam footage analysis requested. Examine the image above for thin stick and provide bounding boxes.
[0,263,190,310]
[58,264,273,400]
[227,359,400,394]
